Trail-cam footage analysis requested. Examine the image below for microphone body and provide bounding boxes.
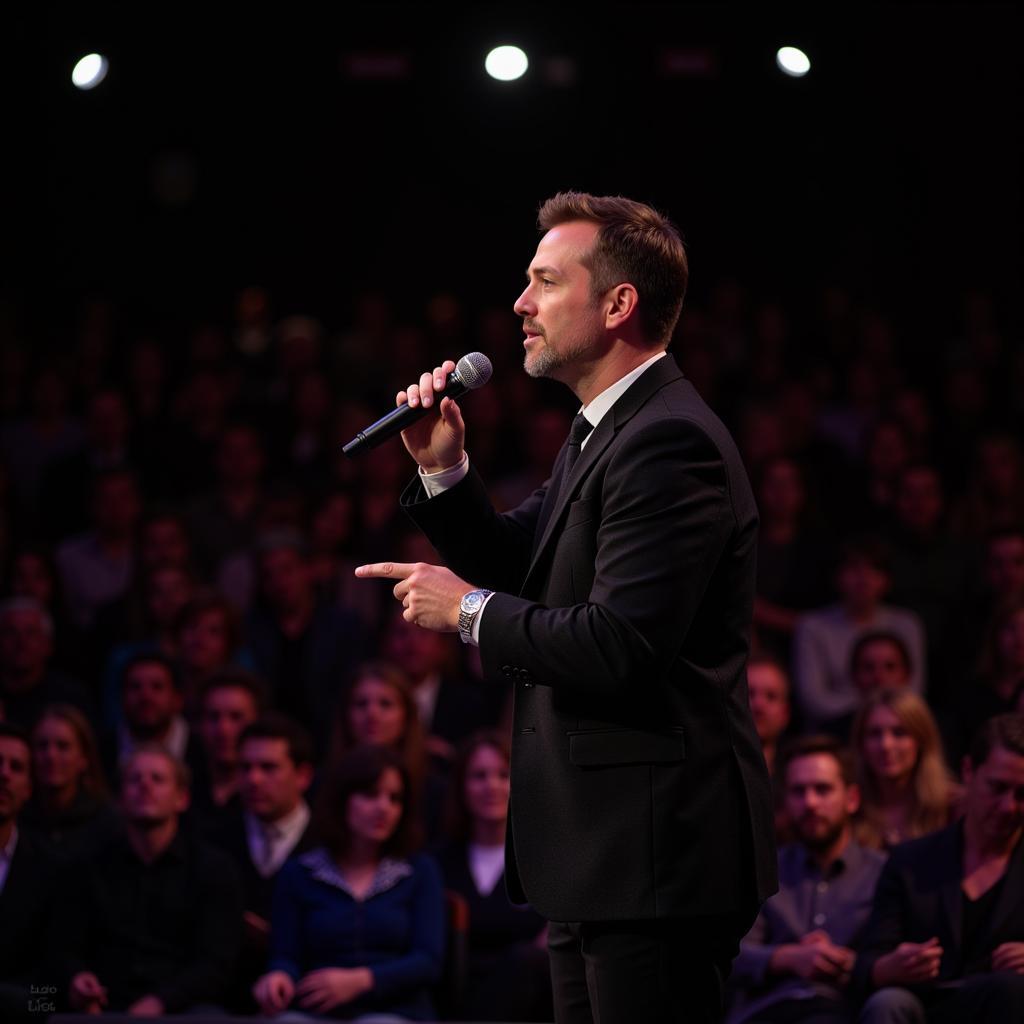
[342,352,492,457]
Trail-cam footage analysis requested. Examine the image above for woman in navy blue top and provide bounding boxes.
[253,744,445,1020]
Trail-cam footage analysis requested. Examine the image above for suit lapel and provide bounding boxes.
[987,832,1024,940]
[521,355,685,594]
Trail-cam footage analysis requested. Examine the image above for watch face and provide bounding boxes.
[462,591,484,613]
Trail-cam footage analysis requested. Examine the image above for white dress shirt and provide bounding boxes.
[245,800,311,878]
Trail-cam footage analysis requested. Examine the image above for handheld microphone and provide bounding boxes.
[342,351,493,457]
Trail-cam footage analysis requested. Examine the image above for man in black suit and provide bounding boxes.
[855,712,1024,1023]
[0,723,58,1023]
[357,191,776,1022]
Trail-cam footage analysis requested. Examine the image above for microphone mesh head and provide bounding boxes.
[455,352,493,390]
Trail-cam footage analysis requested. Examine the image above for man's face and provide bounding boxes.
[199,686,258,762]
[141,518,190,570]
[0,737,32,823]
[259,548,310,610]
[987,536,1024,599]
[747,663,790,745]
[122,663,181,738]
[963,745,1024,847]
[0,608,52,676]
[513,221,608,384]
[783,753,858,853]
[837,559,889,611]
[896,468,943,535]
[121,751,188,826]
[239,738,311,822]
[93,476,141,535]
[852,640,911,694]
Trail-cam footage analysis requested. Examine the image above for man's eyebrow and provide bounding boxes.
[526,265,561,280]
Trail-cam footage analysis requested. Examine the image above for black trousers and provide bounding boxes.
[548,916,742,1024]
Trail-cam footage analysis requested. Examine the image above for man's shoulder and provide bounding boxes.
[886,823,960,871]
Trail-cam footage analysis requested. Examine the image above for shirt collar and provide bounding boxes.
[579,351,667,433]
[799,836,865,878]
[299,846,413,900]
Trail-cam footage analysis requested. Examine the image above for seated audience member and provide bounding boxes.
[384,609,490,764]
[0,598,95,729]
[107,653,192,780]
[822,631,916,739]
[253,745,444,1020]
[951,527,1024,692]
[852,689,958,852]
[851,632,913,697]
[22,704,119,862]
[5,544,83,672]
[0,723,59,1024]
[856,713,1024,1024]
[746,655,793,776]
[728,735,886,1024]
[59,745,243,1016]
[208,713,317,1012]
[189,669,265,829]
[436,731,551,1022]
[212,713,317,920]
[245,530,364,756]
[54,466,141,632]
[752,456,834,662]
[793,538,926,731]
[945,598,1024,766]
[175,588,250,720]
[99,561,197,731]
[332,661,449,837]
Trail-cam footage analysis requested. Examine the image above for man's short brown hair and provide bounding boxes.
[538,191,688,345]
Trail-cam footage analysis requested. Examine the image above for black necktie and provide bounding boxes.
[555,412,594,506]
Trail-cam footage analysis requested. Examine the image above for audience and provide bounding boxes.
[851,689,958,851]
[728,735,886,1023]
[0,273,1017,1021]
[436,731,552,1022]
[0,722,59,1024]
[190,669,265,827]
[254,744,445,1020]
[747,655,793,776]
[22,703,119,862]
[856,713,1024,1023]
[793,538,927,731]
[58,745,243,1015]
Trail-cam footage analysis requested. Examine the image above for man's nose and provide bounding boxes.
[514,286,535,317]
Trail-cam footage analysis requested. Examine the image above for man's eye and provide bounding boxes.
[542,279,554,286]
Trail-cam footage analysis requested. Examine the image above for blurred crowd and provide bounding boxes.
[0,280,1022,1022]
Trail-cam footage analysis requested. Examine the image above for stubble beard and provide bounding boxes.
[523,332,591,381]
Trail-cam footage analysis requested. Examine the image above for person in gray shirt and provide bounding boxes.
[729,735,887,1023]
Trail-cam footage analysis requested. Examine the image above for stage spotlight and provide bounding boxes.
[485,45,529,82]
[72,53,109,90]
[776,46,810,78]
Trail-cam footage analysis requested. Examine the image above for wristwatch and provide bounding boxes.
[458,589,493,644]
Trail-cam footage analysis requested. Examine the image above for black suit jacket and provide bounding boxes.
[855,821,1024,993]
[0,828,57,988]
[403,355,776,923]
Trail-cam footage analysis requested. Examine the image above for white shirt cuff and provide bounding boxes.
[419,453,469,497]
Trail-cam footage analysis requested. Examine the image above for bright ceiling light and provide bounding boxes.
[776,46,811,78]
[72,53,109,90]
[485,45,529,82]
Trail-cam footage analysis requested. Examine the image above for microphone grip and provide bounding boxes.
[342,374,470,456]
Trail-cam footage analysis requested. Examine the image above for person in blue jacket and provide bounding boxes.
[253,744,445,1020]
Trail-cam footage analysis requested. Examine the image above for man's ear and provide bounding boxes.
[845,783,861,817]
[604,284,640,332]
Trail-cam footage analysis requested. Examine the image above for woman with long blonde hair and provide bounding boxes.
[852,688,959,850]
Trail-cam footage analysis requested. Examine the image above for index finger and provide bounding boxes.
[355,562,416,580]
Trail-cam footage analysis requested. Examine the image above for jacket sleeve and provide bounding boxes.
[852,852,906,996]
[401,465,548,596]
[267,859,306,980]
[478,417,738,699]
